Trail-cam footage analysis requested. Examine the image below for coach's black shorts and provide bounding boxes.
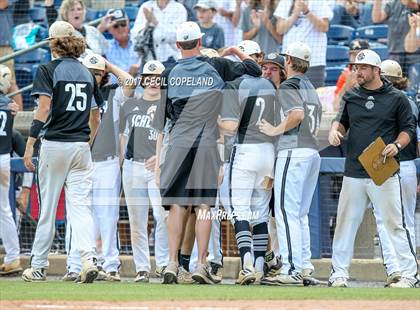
[160,145,221,209]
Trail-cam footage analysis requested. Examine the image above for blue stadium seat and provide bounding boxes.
[97,10,108,19]
[326,45,349,66]
[371,44,389,60]
[103,31,113,40]
[325,67,344,86]
[327,25,354,43]
[15,49,49,64]
[125,6,139,21]
[85,9,99,22]
[14,65,34,109]
[29,7,47,24]
[354,25,388,41]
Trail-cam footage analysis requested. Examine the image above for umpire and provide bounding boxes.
[328,50,418,288]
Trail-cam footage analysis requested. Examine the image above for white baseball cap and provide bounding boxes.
[380,59,402,78]
[281,41,311,62]
[237,40,261,56]
[200,48,220,58]
[176,21,204,42]
[194,0,217,10]
[142,60,165,75]
[0,64,12,94]
[82,53,106,71]
[350,49,381,68]
[48,21,75,40]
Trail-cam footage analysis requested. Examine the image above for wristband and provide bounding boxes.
[29,119,45,139]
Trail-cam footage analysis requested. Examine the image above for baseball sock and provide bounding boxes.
[252,222,269,273]
[180,254,191,271]
[234,220,253,270]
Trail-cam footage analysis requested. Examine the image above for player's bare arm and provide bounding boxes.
[382,131,411,158]
[105,60,136,98]
[24,95,51,172]
[220,46,254,62]
[258,109,304,137]
[372,0,388,24]
[328,121,346,146]
[89,108,101,145]
[218,119,238,136]
[154,132,164,187]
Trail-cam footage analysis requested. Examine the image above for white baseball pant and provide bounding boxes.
[0,153,20,263]
[274,148,321,275]
[330,175,418,281]
[31,140,96,269]
[122,159,168,272]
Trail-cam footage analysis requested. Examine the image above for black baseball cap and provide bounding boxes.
[107,8,128,23]
[260,53,285,68]
[349,39,370,51]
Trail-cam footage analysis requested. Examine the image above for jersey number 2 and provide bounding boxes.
[0,111,7,136]
[255,97,266,125]
[65,83,87,112]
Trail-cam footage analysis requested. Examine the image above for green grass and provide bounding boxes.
[0,281,419,301]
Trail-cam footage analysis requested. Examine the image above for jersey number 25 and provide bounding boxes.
[65,83,87,112]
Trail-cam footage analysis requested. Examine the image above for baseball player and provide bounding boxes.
[121,60,169,283]
[152,21,262,284]
[369,59,419,287]
[328,50,418,288]
[0,65,22,276]
[259,42,322,286]
[219,40,277,285]
[22,21,104,283]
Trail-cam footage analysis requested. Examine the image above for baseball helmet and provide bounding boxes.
[238,40,262,56]
[0,65,12,94]
[281,41,311,62]
[349,49,381,68]
[260,53,285,68]
[142,60,165,75]
[380,60,403,78]
[82,53,106,71]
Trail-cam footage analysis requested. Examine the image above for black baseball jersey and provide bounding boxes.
[400,95,419,162]
[276,75,322,151]
[120,97,159,161]
[0,95,13,155]
[31,57,104,142]
[221,75,277,144]
[337,78,416,178]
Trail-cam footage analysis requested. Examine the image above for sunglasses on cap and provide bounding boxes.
[112,21,128,29]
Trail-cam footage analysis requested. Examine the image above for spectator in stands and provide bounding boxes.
[404,12,420,53]
[98,9,141,82]
[275,0,333,88]
[241,0,282,54]
[194,0,224,50]
[333,39,370,111]
[0,0,23,110]
[214,0,243,47]
[12,0,29,25]
[331,0,373,28]
[131,0,187,66]
[372,0,420,74]
[45,0,109,55]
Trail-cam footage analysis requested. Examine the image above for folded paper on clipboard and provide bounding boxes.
[358,137,399,186]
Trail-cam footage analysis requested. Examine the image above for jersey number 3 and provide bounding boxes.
[0,111,7,136]
[65,83,87,112]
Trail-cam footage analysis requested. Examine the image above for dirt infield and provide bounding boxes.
[2,300,419,310]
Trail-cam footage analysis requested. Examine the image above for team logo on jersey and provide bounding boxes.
[365,96,374,110]
[147,105,157,117]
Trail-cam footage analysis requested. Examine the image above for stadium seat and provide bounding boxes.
[354,25,388,41]
[371,44,389,60]
[326,45,349,66]
[14,65,34,109]
[29,7,47,24]
[327,25,354,44]
[15,49,49,64]
[103,31,113,40]
[325,67,344,86]
[85,9,99,22]
[125,6,139,21]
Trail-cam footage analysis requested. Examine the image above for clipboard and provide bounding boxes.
[358,137,399,186]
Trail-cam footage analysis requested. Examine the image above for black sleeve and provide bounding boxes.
[31,64,53,98]
[46,5,58,27]
[12,128,25,157]
[397,94,416,141]
[210,57,262,82]
[93,76,104,108]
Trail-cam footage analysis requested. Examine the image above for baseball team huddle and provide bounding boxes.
[0,18,419,289]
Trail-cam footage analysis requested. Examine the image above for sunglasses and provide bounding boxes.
[112,21,128,29]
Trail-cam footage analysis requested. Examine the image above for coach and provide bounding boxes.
[328,50,418,288]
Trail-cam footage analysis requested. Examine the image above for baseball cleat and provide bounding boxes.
[95,267,107,281]
[328,277,348,288]
[79,260,98,284]
[162,262,178,284]
[385,271,401,287]
[264,254,282,277]
[62,271,79,282]
[134,271,149,283]
[389,277,417,288]
[192,264,215,284]
[0,260,23,276]
[177,266,194,284]
[155,265,166,278]
[275,273,304,286]
[106,271,121,282]
[302,268,327,286]
[209,262,223,284]
[260,275,281,286]
[22,267,47,282]
[235,266,257,285]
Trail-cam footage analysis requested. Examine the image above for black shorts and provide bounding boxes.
[160,145,221,209]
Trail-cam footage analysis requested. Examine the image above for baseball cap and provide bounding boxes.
[238,40,261,56]
[176,21,204,42]
[82,53,106,71]
[200,48,219,58]
[350,49,381,68]
[107,8,128,23]
[194,0,217,10]
[0,64,12,94]
[380,60,402,78]
[281,42,311,62]
[142,60,165,75]
[349,39,370,51]
[48,21,75,40]
[260,53,285,68]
